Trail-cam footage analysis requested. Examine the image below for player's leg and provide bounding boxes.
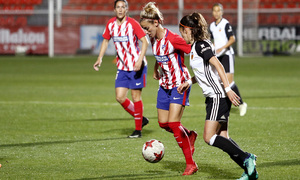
[227,53,247,116]
[157,87,173,133]
[204,120,257,177]
[115,70,135,116]
[168,103,197,175]
[158,108,173,133]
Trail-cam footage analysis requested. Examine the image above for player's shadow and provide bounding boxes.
[74,172,179,180]
[0,137,127,148]
[162,160,236,179]
[258,159,300,168]
[83,116,158,122]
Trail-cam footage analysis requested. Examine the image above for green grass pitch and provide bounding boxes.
[0,55,299,179]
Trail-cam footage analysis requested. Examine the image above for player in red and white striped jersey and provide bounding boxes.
[150,30,191,89]
[93,0,149,138]
[140,2,198,176]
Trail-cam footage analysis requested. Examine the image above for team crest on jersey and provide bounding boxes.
[219,28,222,32]
[113,36,129,42]
[191,52,194,60]
[162,45,166,50]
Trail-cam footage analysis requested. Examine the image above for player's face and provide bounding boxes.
[179,27,192,44]
[114,1,127,20]
[212,6,223,20]
[140,20,158,38]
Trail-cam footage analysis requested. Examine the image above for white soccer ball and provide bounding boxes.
[142,139,164,163]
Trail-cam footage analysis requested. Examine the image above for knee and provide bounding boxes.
[115,96,126,104]
[159,122,172,133]
[203,134,216,145]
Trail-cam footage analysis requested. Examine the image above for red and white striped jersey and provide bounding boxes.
[151,29,191,89]
[103,17,147,71]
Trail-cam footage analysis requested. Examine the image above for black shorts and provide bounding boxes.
[218,54,234,73]
[205,97,231,122]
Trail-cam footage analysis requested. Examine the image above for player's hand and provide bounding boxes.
[134,60,142,71]
[177,82,190,95]
[93,58,102,71]
[153,70,160,80]
[216,48,224,55]
[227,90,240,107]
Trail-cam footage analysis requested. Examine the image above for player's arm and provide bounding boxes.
[209,56,240,106]
[216,35,235,54]
[216,23,235,54]
[94,38,109,71]
[134,36,149,71]
[177,76,196,94]
[153,61,160,80]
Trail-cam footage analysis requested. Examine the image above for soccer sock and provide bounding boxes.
[230,81,244,104]
[169,122,194,165]
[134,100,143,131]
[158,122,173,133]
[209,135,248,169]
[229,138,249,170]
[120,98,135,117]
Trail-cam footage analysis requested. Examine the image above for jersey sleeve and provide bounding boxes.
[170,33,191,54]
[225,23,234,40]
[195,41,214,62]
[102,21,111,40]
[130,18,146,39]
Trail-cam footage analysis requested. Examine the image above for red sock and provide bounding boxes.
[158,122,173,133]
[121,98,134,117]
[168,122,194,165]
[134,100,143,131]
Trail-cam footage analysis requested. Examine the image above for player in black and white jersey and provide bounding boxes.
[209,3,247,116]
[178,13,258,180]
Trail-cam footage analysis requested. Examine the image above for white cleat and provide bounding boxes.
[239,102,248,116]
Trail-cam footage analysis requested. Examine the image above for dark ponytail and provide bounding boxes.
[179,12,210,41]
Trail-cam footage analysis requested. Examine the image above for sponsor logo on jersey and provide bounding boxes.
[155,55,170,63]
[201,46,211,53]
[113,36,129,42]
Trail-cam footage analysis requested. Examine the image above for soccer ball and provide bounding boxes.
[142,139,164,163]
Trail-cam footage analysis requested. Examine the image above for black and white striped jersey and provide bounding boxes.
[190,40,226,98]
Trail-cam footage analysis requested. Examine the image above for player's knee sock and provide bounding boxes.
[158,122,173,133]
[134,100,143,131]
[230,82,244,104]
[229,138,249,170]
[121,98,135,117]
[169,122,194,165]
[209,135,248,169]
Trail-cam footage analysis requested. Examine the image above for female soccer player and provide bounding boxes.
[209,3,247,116]
[93,0,149,138]
[139,2,198,176]
[178,13,258,180]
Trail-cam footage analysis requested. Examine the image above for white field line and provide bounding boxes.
[0,101,299,111]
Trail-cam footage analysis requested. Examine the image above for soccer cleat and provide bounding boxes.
[188,131,198,155]
[239,102,248,116]
[127,130,141,138]
[237,172,249,180]
[142,116,149,128]
[249,169,259,180]
[243,154,257,177]
[182,162,198,176]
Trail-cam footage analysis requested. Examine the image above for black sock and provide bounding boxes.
[230,83,244,104]
[229,138,250,170]
[212,135,248,169]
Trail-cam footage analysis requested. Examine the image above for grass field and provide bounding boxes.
[0,55,299,179]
